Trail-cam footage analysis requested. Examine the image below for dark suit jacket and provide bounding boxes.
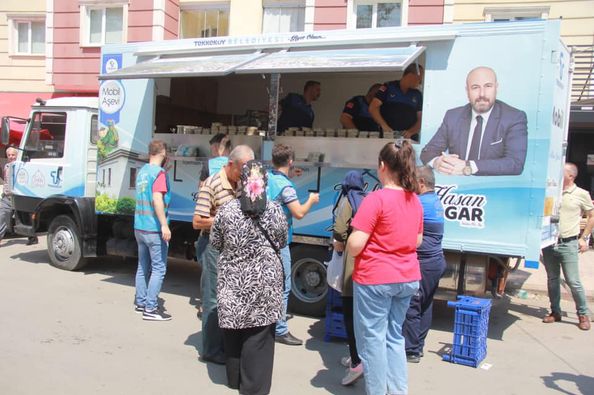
[420,100,528,176]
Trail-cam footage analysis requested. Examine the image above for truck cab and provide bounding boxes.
[1,97,98,269]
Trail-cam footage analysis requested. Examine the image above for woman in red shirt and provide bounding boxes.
[347,140,423,395]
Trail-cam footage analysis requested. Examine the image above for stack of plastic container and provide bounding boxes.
[324,288,347,342]
[442,296,492,367]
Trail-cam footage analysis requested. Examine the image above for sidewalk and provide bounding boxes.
[507,248,594,302]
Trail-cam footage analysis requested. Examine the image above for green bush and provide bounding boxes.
[116,197,136,214]
[96,193,117,213]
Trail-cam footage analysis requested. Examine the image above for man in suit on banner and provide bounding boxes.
[420,66,527,176]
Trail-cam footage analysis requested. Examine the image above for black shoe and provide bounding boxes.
[406,353,421,363]
[201,353,226,365]
[275,332,303,346]
[26,237,38,246]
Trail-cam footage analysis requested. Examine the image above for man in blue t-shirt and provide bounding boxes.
[340,83,382,133]
[267,144,319,346]
[402,165,446,362]
[370,63,424,140]
[134,139,172,321]
[277,81,321,134]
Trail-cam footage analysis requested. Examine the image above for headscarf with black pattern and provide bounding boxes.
[239,160,268,218]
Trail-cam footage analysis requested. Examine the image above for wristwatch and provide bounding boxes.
[462,160,473,176]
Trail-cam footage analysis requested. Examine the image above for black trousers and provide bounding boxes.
[402,258,446,355]
[222,324,275,395]
[341,296,361,366]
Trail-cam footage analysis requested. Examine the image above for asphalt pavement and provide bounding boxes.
[0,236,592,395]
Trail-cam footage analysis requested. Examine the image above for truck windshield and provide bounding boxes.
[24,111,67,159]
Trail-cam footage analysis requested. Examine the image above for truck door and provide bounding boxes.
[13,109,88,200]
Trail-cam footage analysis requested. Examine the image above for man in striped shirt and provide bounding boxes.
[193,145,255,364]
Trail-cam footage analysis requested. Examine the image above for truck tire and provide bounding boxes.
[288,244,330,317]
[47,214,87,271]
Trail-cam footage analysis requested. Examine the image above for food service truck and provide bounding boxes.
[3,20,570,316]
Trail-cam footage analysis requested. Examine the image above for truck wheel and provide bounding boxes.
[288,244,330,317]
[47,215,87,271]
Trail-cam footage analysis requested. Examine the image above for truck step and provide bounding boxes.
[13,224,36,237]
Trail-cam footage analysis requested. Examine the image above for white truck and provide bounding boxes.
[2,20,571,316]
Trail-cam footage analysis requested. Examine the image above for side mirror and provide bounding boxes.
[1,117,9,145]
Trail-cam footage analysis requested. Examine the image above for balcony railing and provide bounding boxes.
[571,45,594,103]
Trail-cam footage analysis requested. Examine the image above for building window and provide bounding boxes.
[262,1,305,33]
[483,6,549,22]
[80,3,128,46]
[90,115,99,144]
[353,1,402,29]
[180,5,230,38]
[8,17,45,55]
[108,168,112,187]
[129,168,137,189]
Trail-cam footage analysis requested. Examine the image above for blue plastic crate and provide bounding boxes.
[324,288,347,341]
[443,296,491,368]
[327,288,343,309]
[324,311,348,341]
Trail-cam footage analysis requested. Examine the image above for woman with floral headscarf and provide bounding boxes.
[210,160,288,395]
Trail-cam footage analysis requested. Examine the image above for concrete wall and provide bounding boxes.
[409,0,444,25]
[229,0,263,35]
[451,0,594,47]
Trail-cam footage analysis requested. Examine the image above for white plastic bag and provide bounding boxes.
[326,249,345,293]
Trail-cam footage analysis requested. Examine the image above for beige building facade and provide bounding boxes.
[0,0,53,117]
[448,0,594,103]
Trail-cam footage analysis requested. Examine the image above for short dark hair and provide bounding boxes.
[272,144,294,168]
[304,80,321,92]
[367,83,382,95]
[209,133,227,145]
[416,165,435,189]
[149,139,167,156]
[403,63,423,77]
[209,133,231,150]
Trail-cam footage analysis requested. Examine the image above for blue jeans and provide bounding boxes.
[195,233,209,265]
[134,230,168,312]
[201,241,224,358]
[354,281,419,395]
[542,240,589,316]
[275,246,292,336]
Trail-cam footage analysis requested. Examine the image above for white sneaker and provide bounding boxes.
[340,356,351,367]
[341,363,364,386]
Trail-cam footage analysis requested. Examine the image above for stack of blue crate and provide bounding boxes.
[442,296,492,367]
[324,288,348,341]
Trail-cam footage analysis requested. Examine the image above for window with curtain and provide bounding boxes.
[262,5,305,33]
[180,8,230,38]
[82,5,125,45]
[14,20,45,55]
[355,1,402,29]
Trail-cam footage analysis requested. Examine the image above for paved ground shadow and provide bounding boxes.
[541,372,594,395]
[305,319,365,395]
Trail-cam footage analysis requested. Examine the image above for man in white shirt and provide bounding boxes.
[420,66,528,176]
[0,146,38,245]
